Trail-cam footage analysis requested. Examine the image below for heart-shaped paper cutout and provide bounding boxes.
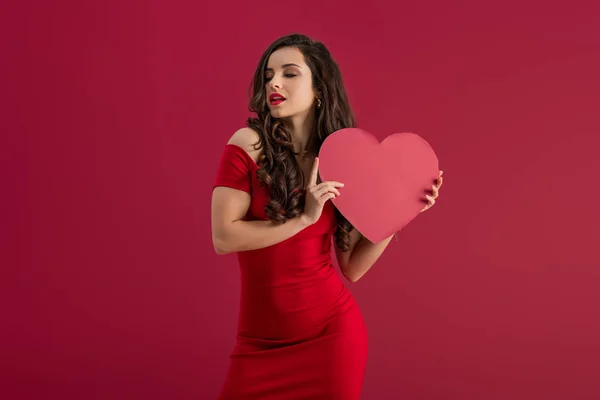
[318,128,439,243]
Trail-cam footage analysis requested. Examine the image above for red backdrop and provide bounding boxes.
[2,1,600,399]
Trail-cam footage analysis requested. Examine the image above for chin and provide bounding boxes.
[269,109,289,119]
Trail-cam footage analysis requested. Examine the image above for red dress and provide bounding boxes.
[213,144,368,399]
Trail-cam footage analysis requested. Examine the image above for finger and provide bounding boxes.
[309,181,344,194]
[425,194,436,207]
[319,192,336,204]
[431,184,439,198]
[317,181,345,189]
[314,184,341,197]
[308,157,319,188]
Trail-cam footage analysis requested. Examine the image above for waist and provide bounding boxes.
[236,269,353,339]
[237,249,336,286]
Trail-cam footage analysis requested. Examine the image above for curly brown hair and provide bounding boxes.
[245,33,356,252]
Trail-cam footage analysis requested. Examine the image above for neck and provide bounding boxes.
[281,110,317,156]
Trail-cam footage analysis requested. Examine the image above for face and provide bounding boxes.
[264,47,318,120]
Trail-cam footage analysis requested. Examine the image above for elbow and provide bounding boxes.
[212,233,232,255]
[214,246,229,255]
[212,222,243,255]
[341,264,362,283]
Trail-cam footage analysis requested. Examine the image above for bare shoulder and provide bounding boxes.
[226,127,262,163]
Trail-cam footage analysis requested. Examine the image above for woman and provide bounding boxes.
[211,33,442,399]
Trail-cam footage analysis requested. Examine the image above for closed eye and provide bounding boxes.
[265,74,297,81]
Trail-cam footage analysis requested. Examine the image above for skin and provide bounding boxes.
[264,46,318,162]
[211,46,444,282]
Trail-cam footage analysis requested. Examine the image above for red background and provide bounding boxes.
[2,1,600,399]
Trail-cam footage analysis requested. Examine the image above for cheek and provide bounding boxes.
[294,81,315,103]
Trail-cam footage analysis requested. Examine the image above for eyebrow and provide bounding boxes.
[265,63,301,71]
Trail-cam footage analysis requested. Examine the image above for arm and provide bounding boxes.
[211,127,313,255]
[335,229,395,282]
[211,186,312,254]
[333,170,444,280]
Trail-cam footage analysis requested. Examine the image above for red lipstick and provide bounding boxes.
[269,93,286,105]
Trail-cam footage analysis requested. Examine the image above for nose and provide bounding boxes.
[269,76,282,90]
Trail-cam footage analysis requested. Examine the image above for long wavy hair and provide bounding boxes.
[246,33,356,251]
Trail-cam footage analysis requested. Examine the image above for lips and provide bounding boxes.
[269,93,286,105]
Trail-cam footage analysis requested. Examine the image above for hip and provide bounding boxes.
[233,296,367,355]
[235,287,361,346]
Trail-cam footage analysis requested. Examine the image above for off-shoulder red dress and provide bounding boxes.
[213,144,368,399]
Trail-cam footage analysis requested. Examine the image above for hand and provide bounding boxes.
[301,157,344,225]
[421,170,443,213]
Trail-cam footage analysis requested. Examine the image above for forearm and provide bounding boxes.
[215,215,311,254]
[344,234,395,282]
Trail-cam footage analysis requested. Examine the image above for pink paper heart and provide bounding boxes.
[318,128,439,243]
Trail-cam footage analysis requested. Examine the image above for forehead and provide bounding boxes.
[266,47,306,69]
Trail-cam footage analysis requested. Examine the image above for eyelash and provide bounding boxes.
[265,74,296,81]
